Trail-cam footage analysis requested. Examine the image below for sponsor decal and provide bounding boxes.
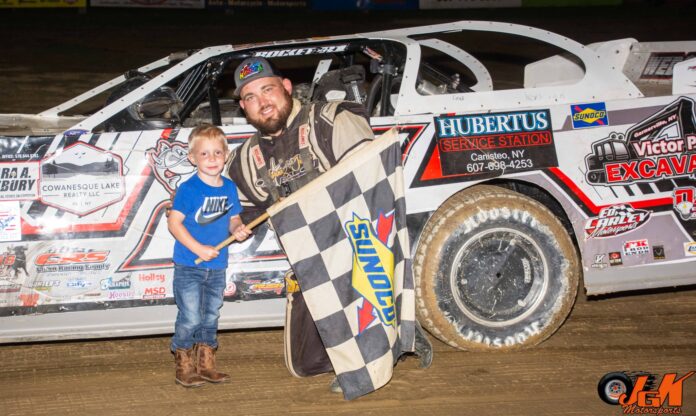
[138,272,165,283]
[584,204,651,239]
[244,279,283,295]
[34,248,110,273]
[62,129,89,137]
[641,52,696,80]
[433,109,557,179]
[108,290,134,300]
[142,286,166,299]
[0,283,20,293]
[39,142,125,216]
[100,276,131,290]
[253,44,348,58]
[673,187,696,220]
[29,280,61,290]
[684,242,696,256]
[345,211,396,333]
[0,135,52,162]
[652,245,665,260]
[251,145,265,169]
[591,254,608,269]
[585,97,696,186]
[598,371,694,413]
[0,163,39,200]
[0,201,21,242]
[299,124,310,149]
[623,239,650,256]
[609,251,623,266]
[66,279,92,289]
[146,139,195,193]
[0,245,28,279]
[571,102,609,129]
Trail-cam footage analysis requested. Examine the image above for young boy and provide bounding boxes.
[168,124,251,388]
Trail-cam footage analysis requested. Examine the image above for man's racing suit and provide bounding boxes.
[226,98,374,376]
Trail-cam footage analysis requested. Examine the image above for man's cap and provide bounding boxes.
[233,57,281,98]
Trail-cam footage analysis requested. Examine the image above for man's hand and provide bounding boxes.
[231,223,252,242]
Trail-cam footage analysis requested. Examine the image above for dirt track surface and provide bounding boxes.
[1,290,695,415]
[1,5,696,416]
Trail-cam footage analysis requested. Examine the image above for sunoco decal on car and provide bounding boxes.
[584,204,651,239]
[641,52,696,80]
[673,187,696,220]
[432,109,557,179]
[684,242,696,256]
[570,102,608,129]
[253,44,348,58]
[585,97,696,186]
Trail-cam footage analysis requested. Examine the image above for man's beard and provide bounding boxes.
[248,90,293,136]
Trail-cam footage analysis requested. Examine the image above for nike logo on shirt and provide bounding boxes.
[194,196,234,225]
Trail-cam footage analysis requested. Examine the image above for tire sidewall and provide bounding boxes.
[415,186,579,351]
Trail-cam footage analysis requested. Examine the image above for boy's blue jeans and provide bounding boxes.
[170,264,226,352]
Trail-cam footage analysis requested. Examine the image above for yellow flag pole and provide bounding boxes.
[194,212,270,265]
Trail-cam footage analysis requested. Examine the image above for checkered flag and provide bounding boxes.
[267,129,415,400]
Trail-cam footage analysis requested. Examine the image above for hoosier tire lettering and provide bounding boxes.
[413,185,580,351]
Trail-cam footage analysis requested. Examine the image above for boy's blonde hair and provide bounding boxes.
[188,124,229,154]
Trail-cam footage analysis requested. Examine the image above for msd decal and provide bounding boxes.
[584,204,651,239]
[673,187,696,220]
[571,102,608,129]
[585,97,696,185]
[345,211,396,333]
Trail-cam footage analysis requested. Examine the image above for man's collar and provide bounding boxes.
[260,98,302,141]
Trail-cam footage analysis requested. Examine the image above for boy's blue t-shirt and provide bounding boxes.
[172,174,242,269]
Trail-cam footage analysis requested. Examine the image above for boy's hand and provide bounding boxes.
[196,245,219,262]
[231,224,252,242]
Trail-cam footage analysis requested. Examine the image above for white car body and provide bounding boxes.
[1,21,695,344]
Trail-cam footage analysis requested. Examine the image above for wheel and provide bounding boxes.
[598,372,633,405]
[414,185,580,351]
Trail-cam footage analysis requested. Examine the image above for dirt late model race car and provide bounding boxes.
[0,20,695,351]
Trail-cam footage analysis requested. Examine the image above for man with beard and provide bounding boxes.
[226,57,432,392]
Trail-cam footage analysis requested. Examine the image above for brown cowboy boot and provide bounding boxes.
[195,343,230,383]
[174,348,205,388]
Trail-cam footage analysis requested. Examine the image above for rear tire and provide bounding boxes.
[414,185,580,351]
